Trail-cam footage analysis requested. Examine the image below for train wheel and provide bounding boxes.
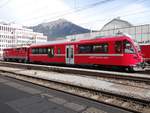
[19,59,22,62]
[24,59,28,63]
[126,66,134,72]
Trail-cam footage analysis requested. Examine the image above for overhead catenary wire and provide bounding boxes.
[10,0,150,29]
[20,0,115,23]
[0,0,11,8]
[79,8,150,25]
[77,0,150,27]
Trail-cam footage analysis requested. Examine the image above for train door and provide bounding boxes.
[66,45,74,64]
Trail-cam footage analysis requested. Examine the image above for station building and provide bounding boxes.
[99,18,150,44]
[0,22,47,58]
[66,18,150,45]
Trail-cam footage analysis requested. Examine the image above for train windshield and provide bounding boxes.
[124,40,135,54]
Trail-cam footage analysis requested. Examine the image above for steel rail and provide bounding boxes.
[0,61,150,83]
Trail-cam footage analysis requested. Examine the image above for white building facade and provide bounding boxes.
[0,23,47,58]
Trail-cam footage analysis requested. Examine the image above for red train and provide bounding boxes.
[3,35,145,71]
[3,46,29,62]
[140,44,150,64]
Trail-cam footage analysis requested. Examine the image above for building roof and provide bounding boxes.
[100,18,133,31]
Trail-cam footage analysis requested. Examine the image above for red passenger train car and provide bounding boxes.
[3,46,29,62]
[3,35,145,71]
[29,35,144,71]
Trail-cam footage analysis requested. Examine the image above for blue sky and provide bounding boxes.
[0,0,150,30]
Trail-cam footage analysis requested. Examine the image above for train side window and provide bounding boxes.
[124,40,135,54]
[43,48,47,54]
[93,43,108,53]
[66,48,69,58]
[46,48,48,54]
[48,48,54,57]
[93,45,102,53]
[51,48,54,55]
[70,48,73,58]
[101,43,108,53]
[79,44,108,53]
[16,48,20,51]
[35,48,39,54]
[39,48,42,54]
[57,48,61,54]
[79,45,92,53]
[32,48,35,54]
[115,41,122,53]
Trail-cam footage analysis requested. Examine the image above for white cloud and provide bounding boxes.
[0,0,71,25]
[0,0,150,30]
[72,3,150,30]
[115,3,148,17]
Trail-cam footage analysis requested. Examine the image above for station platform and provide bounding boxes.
[0,75,131,113]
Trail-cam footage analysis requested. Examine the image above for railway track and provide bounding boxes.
[0,71,149,113]
[0,61,150,83]
[0,61,150,91]
[0,61,150,113]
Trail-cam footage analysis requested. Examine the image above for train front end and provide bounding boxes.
[125,38,145,71]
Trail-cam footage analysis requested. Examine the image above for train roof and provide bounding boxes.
[139,43,150,46]
[3,46,29,50]
[30,35,132,48]
[78,36,129,42]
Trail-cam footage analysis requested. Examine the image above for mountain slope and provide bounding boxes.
[29,19,90,41]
